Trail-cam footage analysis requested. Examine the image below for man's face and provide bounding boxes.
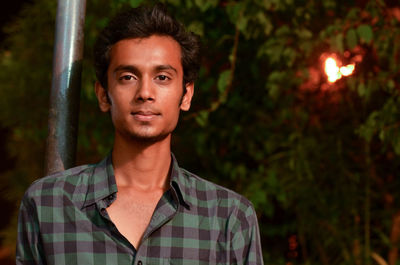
[95,35,194,142]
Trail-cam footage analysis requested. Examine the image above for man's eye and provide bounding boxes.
[156,75,170,81]
[119,75,135,81]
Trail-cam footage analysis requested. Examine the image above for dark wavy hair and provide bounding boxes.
[93,4,201,89]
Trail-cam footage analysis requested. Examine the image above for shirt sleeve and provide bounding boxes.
[16,195,45,265]
[230,202,264,265]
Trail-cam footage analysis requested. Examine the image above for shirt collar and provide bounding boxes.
[81,153,191,210]
[81,154,117,209]
[169,153,191,210]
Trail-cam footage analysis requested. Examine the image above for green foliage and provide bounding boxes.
[346,29,358,50]
[357,24,374,44]
[1,0,400,264]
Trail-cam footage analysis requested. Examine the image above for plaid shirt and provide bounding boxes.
[17,154,263,265]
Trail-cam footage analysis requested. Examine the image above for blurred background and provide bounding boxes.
[1,0,400,264]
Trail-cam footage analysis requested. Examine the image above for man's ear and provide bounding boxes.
[180,82,194,111]
[95,81,111,112]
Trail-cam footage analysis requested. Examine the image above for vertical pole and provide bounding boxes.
[45,0,87,175]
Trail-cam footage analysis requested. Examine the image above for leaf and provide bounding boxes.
[187,21,204,36]
[296,28,313,39]
[379,130,385,141]
[165,0,181,6]
[394,136,400,155]
[129,0,145,8]
[357,82,366,97]
[357,111,379,141]
[268,84,280,99]
[346,29,357,49]
[283,47,296,67]
[346,8,360,19]
[387,79,395,90]
[266,171,278,188]
[276,25,290,36]
[256,12,273,35]
[194,0,218,12]
[334,33,344,53]
[268,71,286,82]
[237,15,249,33]
[226,2,243,24]
[357,24,373,44]
[217,70,231,94]
[195,110,209,127]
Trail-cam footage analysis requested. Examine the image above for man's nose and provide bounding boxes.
[134,78,155,102]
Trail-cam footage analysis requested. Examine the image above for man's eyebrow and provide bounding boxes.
[113,64,178,74]
[155,65,177,74]
[113,65,139,74]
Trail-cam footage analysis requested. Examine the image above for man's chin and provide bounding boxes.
[126,131,170,144]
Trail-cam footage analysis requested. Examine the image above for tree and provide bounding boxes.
[1,0,400,264]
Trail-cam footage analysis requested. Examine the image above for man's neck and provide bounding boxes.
[111,133,172,191]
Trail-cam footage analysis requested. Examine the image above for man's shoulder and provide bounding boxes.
[23,163,96,201]
[177,167,255,213]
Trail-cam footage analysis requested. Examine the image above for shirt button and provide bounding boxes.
[137,261,143,265]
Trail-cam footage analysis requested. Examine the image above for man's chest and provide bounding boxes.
[106,188,163,249]
[38,195,232,264]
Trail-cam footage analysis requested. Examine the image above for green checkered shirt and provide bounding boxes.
[17,154,263,265]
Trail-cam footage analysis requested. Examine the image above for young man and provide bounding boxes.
[17,4,263,265]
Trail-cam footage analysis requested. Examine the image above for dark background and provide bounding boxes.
[0,1,33,263]
[1,1,400,264]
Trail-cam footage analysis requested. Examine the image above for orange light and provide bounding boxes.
[325,57,341,83]
[340,64,355,76]
[324,57,355,83]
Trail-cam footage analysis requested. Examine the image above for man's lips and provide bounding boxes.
[131,110,160,121]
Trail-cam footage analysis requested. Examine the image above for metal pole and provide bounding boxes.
[45,0,87,175]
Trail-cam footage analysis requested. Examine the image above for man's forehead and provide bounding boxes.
[108,35,183,69]
[110,35,181,54]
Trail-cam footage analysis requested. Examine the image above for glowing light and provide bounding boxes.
[324,57,356,83]
[340,64,355,76]
[325,57,341,83]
